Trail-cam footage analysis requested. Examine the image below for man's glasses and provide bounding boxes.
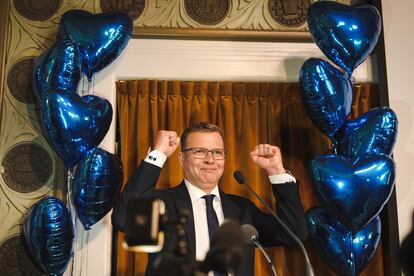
[182,148,226,160]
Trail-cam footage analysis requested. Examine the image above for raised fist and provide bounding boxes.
[154,130,180,157]
[250,144,286,175]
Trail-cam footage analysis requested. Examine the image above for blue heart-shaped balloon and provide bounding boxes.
[311,154,395,232]
[299,58,353,140]
[336,107,398,160]
[59,10,132,80]
[32,40,81,101]
[40,89,113,168]
[83,94,114,146]
[23,196,74,275]
[307,208,381,276]
[73,147,123,230]
[307,2,381,76]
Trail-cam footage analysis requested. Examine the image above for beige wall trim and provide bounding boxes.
[0,0,10,131]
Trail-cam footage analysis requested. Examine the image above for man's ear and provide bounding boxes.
[178,151,184,168]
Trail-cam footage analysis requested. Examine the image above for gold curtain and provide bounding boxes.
[115,80,383,276]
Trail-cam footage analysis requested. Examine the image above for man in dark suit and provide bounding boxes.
[112,122,308,275]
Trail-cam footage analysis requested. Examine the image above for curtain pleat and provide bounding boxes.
[115,80,383,276]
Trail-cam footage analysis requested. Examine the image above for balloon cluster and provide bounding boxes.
[24,10,131,275]
[299,2,397,276]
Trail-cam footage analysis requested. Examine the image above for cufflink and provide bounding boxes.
[149,155,156,161]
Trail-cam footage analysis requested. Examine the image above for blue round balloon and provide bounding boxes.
[336,106,398,160]
[299,58,353,140]
[59,10,132,80]
[307,208,381,276]
[40,89,113,168]
[307,1,381,76]
[311,154,395,232]
[32,40,81,101]
[73,147,123,230]
[23,196,74,275]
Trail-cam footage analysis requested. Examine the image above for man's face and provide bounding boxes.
[178,131,225,193]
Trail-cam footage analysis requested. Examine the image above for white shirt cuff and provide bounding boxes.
[268,171,296,184]
[144,149,167,168]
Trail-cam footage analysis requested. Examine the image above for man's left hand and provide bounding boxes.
[250,144,286,175]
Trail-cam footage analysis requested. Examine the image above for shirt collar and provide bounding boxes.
[184,179,221,203]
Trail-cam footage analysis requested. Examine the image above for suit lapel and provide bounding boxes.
[220,189,242,221]
[220,190,250,276]
[171,182,196,257]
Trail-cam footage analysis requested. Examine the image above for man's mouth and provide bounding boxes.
[201,168,216,171]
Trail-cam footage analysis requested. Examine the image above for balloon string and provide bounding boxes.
[77,223,89,276]
[81,74,94,96]
[66,170,71,209]
[81,231,90,275]
[332,141,338,155]
[67,170,76,229]
[88,76,94,95]
[67,169,76,276]
[72,217,79,276]
[81,75,87,96]
[71,254,75,276]
[81,74,92,96]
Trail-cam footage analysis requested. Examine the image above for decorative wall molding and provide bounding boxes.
[102,0,353,41]
[0,0,68,274]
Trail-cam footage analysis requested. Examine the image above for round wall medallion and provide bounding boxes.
[14,0,62,21]
[184,0,230,25]
[1,143,52,193]
[7,57,36,104]
[100,0,145,21]
[0,236,45,276]
[268,0,310,27]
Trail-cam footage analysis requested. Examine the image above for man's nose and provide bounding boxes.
[204,151,215,162]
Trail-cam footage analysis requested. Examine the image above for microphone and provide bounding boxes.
[123,198,166,253]
[242,224,278,276]
[233,170,315,276]
[199,220,246,274]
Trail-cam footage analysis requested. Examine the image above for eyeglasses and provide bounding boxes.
[182,147,226,160]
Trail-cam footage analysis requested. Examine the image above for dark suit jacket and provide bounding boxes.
[112,161,308,276]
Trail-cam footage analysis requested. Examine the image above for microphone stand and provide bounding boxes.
[251,238,278,276]
[153,209,202,276]
[235,172,315,276]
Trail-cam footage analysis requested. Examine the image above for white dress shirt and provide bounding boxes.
[184,180,224,260]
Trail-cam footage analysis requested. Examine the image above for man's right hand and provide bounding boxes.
[153,130,180,158]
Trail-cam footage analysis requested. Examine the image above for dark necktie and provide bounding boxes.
[202,195,226,276]
[202,194,220,240]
